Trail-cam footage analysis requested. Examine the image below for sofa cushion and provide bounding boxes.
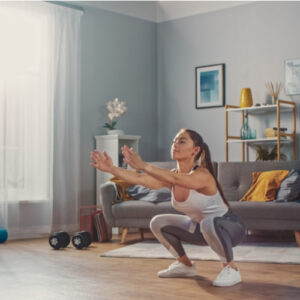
[240,170,289,202]
[230,201,300,221]
[112,200,180,219]
[275,169,300,202]
[218,161,300,202]
[110,175,135,201]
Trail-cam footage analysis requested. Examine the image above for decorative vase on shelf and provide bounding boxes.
[240,88,253,108]
[271,96,278,104]
[107,129,124,135]
[240,114,252,140]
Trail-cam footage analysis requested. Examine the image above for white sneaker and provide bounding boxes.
[213,265,242,287]
[158,261,197,278]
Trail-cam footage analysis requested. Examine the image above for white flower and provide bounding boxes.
[104,98,127,130]
[108,113,114,121]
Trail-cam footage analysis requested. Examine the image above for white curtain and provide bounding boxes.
[0,2,82,239]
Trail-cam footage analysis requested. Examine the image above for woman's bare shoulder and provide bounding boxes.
[193,167,217,193]
[193,166,209,173]
[193,166,214,179]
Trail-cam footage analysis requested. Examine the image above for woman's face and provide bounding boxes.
[171,131,200,161]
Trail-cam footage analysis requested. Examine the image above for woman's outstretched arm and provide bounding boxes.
[122,146,213,190]
[90,150,171,190]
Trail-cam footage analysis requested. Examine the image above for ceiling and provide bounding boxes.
[74,1,251,23]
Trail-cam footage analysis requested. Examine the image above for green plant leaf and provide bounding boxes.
[103,123,113,129]
[255,144,287,161]
[255,145,269,161]
[103,120,118,130]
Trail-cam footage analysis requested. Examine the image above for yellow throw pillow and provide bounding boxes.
[240,170,290,202]
[110,172,137,201]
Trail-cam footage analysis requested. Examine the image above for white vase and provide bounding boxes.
[107,129,124,135]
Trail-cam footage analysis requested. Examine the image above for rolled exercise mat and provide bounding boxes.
[0,228,8,243]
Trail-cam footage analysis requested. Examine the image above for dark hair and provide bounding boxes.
[183,129,230,208]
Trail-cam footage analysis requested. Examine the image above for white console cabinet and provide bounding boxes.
[94,134,141,204]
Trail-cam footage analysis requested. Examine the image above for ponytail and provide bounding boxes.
[199,143,207,168]
[201,143,230,208]
[184,129,230,208]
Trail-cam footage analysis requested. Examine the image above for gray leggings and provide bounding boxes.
[150,210,245,263]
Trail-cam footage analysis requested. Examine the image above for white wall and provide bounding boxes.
[157,1,300,162]
[80,7,157,205]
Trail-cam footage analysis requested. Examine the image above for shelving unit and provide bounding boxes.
[225,100,296,162]
[94,134,141,203]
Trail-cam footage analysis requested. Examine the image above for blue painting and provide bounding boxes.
[200,70,219,103]
[195,64,225,109]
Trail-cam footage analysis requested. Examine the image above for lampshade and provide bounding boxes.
[240,88,253,108]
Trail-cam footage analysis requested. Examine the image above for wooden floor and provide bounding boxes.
[1,232,300,300]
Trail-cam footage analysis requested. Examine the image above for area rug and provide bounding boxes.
[100,242,300,264]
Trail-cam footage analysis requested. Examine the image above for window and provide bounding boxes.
[0,6,51,201]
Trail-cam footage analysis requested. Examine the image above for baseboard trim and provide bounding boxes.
[51,224,79,234]
[7,224,79,240]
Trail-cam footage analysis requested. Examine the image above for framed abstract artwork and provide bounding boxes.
[195,63,225,109]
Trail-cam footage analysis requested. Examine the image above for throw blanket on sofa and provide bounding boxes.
[126,185,171,203]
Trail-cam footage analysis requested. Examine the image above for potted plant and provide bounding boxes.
[103,98,127,135]
[254,145,287,161]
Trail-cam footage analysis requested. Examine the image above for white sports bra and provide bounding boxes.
[171,186,228,233]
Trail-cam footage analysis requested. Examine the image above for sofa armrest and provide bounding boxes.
[100,181,118,228]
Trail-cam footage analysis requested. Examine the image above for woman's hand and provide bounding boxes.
[90,150,114,173]
[121,145,146,171]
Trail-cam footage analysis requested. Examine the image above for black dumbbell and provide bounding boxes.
[60,231,71,247]
[72,231,92,250]
[49,231,70,250]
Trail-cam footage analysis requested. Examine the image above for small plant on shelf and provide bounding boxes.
[103,98,127,130]
[254,145,287,161]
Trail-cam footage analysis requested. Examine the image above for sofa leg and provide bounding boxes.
[121,227,128,244]
[139,228,144,241]
[295,231,300,247]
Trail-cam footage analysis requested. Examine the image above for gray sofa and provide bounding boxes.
[99,160,300,245]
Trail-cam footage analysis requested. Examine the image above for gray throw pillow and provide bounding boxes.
[126,185,171,203]
[275,169,300,202]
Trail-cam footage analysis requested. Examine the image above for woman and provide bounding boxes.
[90,129,245,287]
